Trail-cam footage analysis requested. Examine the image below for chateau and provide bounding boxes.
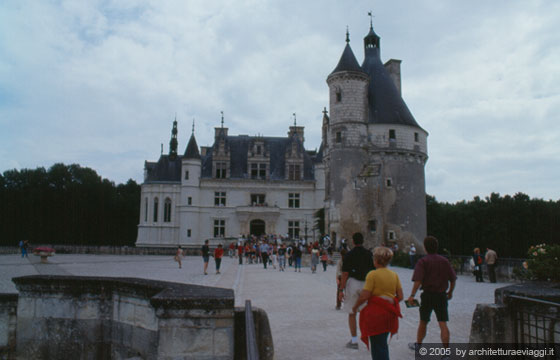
[136,22,428,250]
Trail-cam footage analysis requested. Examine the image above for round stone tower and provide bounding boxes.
[324,24,428,251]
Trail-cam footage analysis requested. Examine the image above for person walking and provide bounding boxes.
[237,242,244,265]
[19,240,28,258]
[202,240,210,275]
[407,236,456,352]
[214,244,224,274]
[277,243,286,271]
[408,243,416,269]
[352,246,403,360]
[260,241,270,269]
[485,248,498,283]
[311,246,320,273]
[286,243,293,267]
[335,249,348,310]
[472,248,484,282]
[320,250,329,272]
[174,246,183,268]
[338,233,374,350]
[293,244,302,272]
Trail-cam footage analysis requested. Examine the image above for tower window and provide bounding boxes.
[414,133,419,142]
[288,193,300,208]
[163,198,172,222]
[153,197,159,222]
[187,229,192,237]
[214,191,226,206]
[144,197,148,222]
[185,170,189,180]
[251,163,267,180]
[385,178,393,188]
[336,132,342,143]
[187,197,192,206]
[389,129,396,140]
[288,221,300,239]
[336,91,342,102]
[368,220,377,233]
[214,219,225,237]
[288,164,301,180]
[387,230,396,241]
[251,194,266,206]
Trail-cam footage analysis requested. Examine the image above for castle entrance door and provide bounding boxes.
[250,219,265,237]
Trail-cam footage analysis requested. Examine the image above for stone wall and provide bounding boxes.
[470,282,560,344]
[9,275,238,359]
[0,293,17,357]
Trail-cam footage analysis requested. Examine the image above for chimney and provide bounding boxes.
[384,59,402,95]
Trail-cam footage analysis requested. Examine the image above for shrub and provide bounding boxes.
[525,243,560,282]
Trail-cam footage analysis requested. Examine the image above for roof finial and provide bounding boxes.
[192,118,195,135]
[293,113,297,126]
[322,107,328,116]
[220,111,224,128]
[346,26,350,43]
[368,11,374,30]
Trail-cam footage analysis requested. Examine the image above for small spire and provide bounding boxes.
[368,11,374,29]
[293,113,297,126]
[220,111,224,128]
[322,107,328,116]
[346,26,350,43]
[161,143,163,155]
[192,118,195,135]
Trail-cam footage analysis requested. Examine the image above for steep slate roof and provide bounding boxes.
[201,135,314,180]
[361,26,421,128]
[183,134,201,159]
[330,42,366,75]
[144,155,182,183]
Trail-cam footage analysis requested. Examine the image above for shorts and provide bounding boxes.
[203,255,210,263]
[419,291,448,322]
[345,277,366,314]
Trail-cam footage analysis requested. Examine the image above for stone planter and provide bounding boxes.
[32,247,55,263]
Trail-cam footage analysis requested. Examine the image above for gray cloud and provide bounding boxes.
[1,0,558,203]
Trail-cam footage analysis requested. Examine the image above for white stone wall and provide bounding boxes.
[328,72,369,125]
[136,183,181,246]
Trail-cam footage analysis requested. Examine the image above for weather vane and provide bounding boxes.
[192,118,195,134]
[293,113,297,126]
[346,26,350,43]
[220,111,224,128]
[368,11,374,28]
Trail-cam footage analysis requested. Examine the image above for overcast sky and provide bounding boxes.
[1,1,559,203]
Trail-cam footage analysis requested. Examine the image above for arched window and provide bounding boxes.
[153,197,159,222]
[144,197,148,222]
[164,198,172,222]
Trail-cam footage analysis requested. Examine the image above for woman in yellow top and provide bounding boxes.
[352,247,403,360]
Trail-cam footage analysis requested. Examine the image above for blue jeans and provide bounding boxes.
[295,257,301,270]
[369,332,389,360]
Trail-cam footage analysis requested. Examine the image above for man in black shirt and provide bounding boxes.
[338,232,374,349]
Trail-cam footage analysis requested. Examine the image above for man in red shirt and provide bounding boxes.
[214,244,224,274]
[407,236,456,351]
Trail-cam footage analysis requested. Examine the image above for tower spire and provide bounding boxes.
[169,117,178,159]
[368,11,374,30]
[346,26,350,43]
[192,118,195,135]
[220,111,224,128]
[293,112,297,126]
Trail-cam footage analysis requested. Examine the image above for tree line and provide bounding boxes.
[1,164,558,257]
[427,193,560,258]
[0,164,140,247]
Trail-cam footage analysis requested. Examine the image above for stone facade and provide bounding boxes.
[136,24,428,250]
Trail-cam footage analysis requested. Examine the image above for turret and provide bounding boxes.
[326,30,369,147]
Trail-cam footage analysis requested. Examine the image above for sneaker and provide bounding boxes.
[408,343,419,351]
[345,341,358,350]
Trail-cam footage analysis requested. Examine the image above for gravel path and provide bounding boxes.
[1,254,506,359]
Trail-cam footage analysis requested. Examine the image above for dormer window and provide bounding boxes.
[215,162,227,179]
[251,163,267,180]
[256,145,262,155]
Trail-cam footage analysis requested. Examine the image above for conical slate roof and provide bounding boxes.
[361,29,421,129]
[330,43,366,75]
[184,134,201,159]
